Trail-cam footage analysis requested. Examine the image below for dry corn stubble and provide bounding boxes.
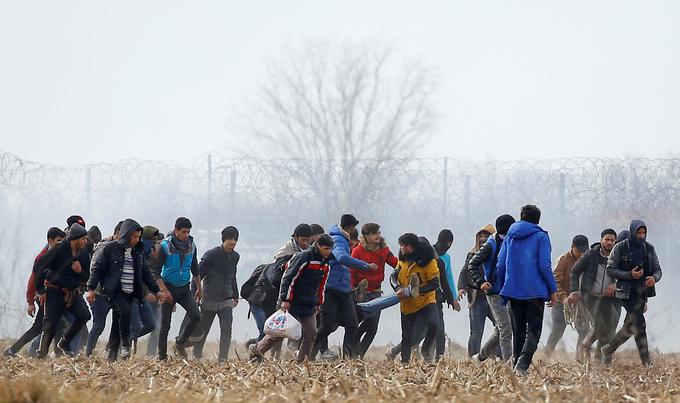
[0,349,678,402]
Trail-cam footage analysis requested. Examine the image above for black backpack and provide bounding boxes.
[240,263,267,300]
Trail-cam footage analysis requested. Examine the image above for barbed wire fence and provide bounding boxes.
[1,151,678,349]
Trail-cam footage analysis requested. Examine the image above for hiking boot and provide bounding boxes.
[248,344,264,363]
[120,346,131,360]
[409,274,420,298]
[57,338,76,357]
[355,279,369,303]
[472,353,486,364]
[600,344,614,367]
[173,341,188,359]
[319,349,338,360]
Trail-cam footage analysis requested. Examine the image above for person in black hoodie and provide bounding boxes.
[34,223,92,358]
[601,220,662,366]
[249,235,334,363]
[192,226,240,362]
[86,219,164,360]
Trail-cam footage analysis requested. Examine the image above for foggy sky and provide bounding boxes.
[1,1,679,164]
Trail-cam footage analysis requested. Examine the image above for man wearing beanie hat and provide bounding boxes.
[66,215,86,230]
[568,229,620,362]
[274,223,312,260]
[155,217,202,360]
[496,205,557,375]
[468,214,516,364]
[34,223,92,358]
[191,226,240,362]
[544,234,590,359]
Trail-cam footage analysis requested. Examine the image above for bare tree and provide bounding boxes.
[236,39,438,219]
[242,39,437,160]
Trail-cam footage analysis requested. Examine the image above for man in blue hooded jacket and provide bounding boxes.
[313,214,377,359]
[496,205,557,375]
[601,220,661,366]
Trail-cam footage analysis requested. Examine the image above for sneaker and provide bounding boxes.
[3,348,15,357]
[355,279,369,303]
[472,353,486,364]
[120,346,131,360]
[513,366,529,377]
[248,344,264,363]
[409,274,420,298]
[319,349,338,360]
[57,338,76,357]
[600,344,614,367]
[173,341,188,359]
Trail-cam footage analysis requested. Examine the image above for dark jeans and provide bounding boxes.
[86,296,112,356]
[352,292,382,358]
[544,301,589,357]
[8,304,45,354]
[508,298,544,368]
[250,304,268,340]
[400,303,438,363]
[609,295,649,364]
[145,301,161,356]
[582,295,620,354]
[158,284,201,359]
[314,289,358,358]
[108,292,135,348]
[467,293,496,357]
[194,307,233,362]
[38,288,91,357]
[130,299,157,340]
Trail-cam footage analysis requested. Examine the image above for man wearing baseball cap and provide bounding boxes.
[544,234,590,359]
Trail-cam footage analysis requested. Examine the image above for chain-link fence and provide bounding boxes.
[1,151,678,350]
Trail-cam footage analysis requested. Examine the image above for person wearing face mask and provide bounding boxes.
[458,224,496,358]
[568,229,620,362]
[601,220,662,366]
[468,215,516,364]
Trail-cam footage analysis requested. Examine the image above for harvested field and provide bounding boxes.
[0,344,678,403]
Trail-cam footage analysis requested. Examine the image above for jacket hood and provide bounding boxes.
[118,219,143,248]
[470,224,495,253]
[359,235,387,250]
[506,220,546,240]
[329,224,350,241]
[142,225,160,241]
[628,220,647,246]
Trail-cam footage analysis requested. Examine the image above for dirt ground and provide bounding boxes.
[0,342,677,402]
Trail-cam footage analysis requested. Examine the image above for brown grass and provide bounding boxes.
[0,345,678,402]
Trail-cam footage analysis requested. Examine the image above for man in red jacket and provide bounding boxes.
[350,223,399,358]
[4,227,65,357]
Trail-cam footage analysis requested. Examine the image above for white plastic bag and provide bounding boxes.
[264,309,302,340]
